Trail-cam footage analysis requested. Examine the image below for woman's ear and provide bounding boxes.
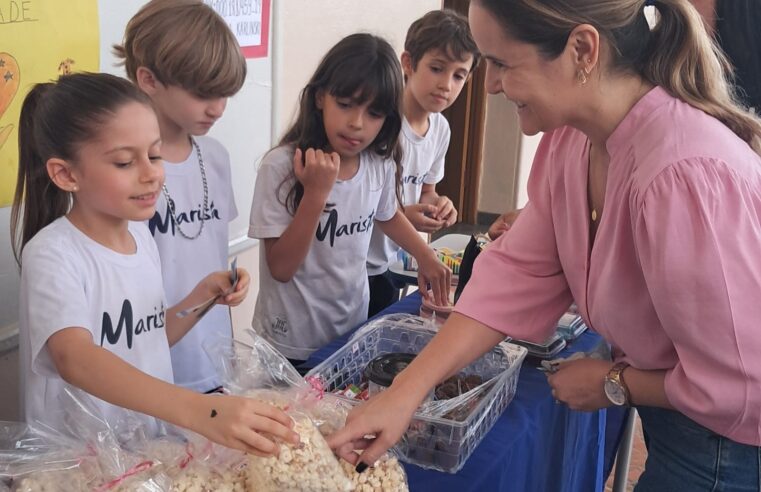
[46,157,79,193]
[135,66,162,95]
[566,23,600,70]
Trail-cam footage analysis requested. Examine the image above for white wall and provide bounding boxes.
[271,0,440,139]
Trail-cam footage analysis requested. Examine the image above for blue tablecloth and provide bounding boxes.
[305,293,628,492]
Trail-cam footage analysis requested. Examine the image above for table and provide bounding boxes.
[305,293,629,492]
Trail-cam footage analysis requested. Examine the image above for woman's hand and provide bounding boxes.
[416,250,452,306]
[189,394,301,457]
[546,358,613,411]
[327,384,420,467]
[293,148,340,201]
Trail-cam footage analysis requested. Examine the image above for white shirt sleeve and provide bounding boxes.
[249,146,297,239]
[424,114,451,185]
[22,242,93,378]
[375,158,400,222]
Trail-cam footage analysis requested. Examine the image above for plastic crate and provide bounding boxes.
[307,314,527,473]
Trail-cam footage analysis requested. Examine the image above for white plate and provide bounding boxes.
[388,233,471,282]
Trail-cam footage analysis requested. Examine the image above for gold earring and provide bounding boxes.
[578,69,588,85]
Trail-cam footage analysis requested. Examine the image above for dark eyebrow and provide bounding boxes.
[105,138,162,154]
[484,55,506,65]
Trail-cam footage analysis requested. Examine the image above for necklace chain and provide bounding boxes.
[161,137,208,240]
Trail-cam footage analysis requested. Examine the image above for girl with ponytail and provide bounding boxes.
[329,1,761,488]
[12,73,298,455]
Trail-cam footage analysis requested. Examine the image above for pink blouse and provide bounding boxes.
[456,87,761,445]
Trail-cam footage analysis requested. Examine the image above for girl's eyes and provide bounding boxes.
[114,156,162,168]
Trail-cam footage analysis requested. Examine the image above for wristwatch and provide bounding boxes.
[604,362,631,406]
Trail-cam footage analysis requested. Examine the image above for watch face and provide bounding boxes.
[604,378,627,406]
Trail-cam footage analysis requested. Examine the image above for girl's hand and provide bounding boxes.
[433,196,457,227]
[327,383,419,467]
[416,250,451,307]
[200,268,251,307]
[293,148,340,200]
[404,203,444,233]
[546,358,613,411]
[189,394,301,457]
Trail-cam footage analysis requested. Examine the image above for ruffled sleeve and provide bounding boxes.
[633,157,761,441]
[454,132,573,342]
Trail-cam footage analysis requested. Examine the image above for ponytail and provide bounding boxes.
[10,73,151,265]
[10,83,69,266]
[644,0,761,154]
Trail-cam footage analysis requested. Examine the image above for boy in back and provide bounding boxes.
[367,9,480,316]
[114,0,247,393]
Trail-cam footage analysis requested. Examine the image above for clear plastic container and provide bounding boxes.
[556,313,587,341]
[307,314,527,473]
[511,331,567,361]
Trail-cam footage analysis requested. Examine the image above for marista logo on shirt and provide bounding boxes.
[402,173,427,185]
[316,209,375,247]
[101,300,166,349]
[148,201,222,236]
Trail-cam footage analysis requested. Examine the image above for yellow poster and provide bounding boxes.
[0,0,99,207]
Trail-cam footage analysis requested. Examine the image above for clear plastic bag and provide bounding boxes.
[205,332,410,491]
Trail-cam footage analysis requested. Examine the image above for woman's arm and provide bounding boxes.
[546,358,673,411]
[47,327,300,455]
[264,149,339,282]
[376,211,451,305]
[327,312,505,466]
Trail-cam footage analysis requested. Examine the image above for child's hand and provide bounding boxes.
[404,203,444,233]
[416,251,451,306]
[293,148,340,200]
[190,394,301,456]
[487,209,522,240]
[432,195,457,227]
[201,267,251,307]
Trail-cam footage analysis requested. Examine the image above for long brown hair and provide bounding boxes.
[474,0,761,155]
[11,73,152,265]
[278,33,404,214]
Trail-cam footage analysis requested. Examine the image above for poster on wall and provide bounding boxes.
[0,0,99,207]
[205,0,270,59]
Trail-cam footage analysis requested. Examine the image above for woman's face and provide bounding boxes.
[468,3,579,135]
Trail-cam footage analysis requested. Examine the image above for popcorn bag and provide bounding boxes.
[205,332,410,492]
[0,420,100,492]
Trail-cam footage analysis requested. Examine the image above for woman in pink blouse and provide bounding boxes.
[330,0,761,488]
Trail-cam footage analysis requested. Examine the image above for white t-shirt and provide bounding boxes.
[19,218,173,433]
[248,145,397,359]
[146,136,237,392]
[366,113,450,275]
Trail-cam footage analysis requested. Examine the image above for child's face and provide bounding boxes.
[150,84,227,136]
[317,92,387,159]
[69,102,164,223]
[403,49,473,114]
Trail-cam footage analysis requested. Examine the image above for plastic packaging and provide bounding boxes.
[307,314,527,473]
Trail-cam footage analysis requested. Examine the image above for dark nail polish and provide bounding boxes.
[355,461,368,473]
